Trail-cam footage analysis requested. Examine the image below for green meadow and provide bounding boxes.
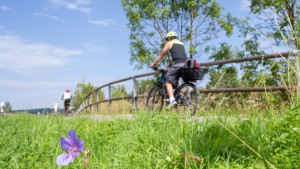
[0,109,299,169]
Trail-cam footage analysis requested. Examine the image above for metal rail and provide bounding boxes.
[77,51,298,113]
[201,51,295,66]
[199,86,292,93]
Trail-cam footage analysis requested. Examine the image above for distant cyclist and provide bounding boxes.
[62,89,72,115]
[150,31,188,109]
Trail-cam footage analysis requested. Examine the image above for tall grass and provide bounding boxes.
[0,110,299,168]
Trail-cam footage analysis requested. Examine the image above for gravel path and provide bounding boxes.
[86,114,136,121]
[67,113,251,122]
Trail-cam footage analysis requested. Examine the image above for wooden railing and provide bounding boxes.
[77,51,298,113]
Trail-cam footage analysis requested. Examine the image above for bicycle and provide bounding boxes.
[146,67,207,116]
[63,99,71,115]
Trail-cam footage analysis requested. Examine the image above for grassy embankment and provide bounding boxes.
[0,108,299,169]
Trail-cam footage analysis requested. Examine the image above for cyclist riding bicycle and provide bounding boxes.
[150,31,188,109]
[62,89,72,115]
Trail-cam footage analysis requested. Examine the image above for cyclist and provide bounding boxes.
[62,89,72,115]
[150,31,188,109]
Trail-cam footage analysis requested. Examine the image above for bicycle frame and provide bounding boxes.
[153,68,195,104]
[154,68,171,104]
[146,67,202,116]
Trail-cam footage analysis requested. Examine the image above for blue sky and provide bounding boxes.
[0,0,252,110]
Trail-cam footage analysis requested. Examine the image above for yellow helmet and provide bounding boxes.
[165,31,178,40]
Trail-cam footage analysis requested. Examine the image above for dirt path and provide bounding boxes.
[69,114,223,122]
[86,114,136,121]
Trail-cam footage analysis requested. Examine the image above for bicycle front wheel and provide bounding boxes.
[174,83,199,116]
[146,86,164,112]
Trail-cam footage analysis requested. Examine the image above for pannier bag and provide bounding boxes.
[181,59,207,81]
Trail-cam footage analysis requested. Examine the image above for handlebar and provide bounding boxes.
[152,67,167,73]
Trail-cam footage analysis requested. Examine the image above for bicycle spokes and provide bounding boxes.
[146,86,164,112]
[175,84,199,116]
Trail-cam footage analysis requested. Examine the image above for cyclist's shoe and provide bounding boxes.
[166,101,177,110]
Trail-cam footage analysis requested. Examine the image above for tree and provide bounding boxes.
[111,85,128,98]
[245,0,299,95]
[137,79,155,95]
[210,2,297,88]
[249,0,300,49]
[206,67,240,88]
[122,0,233,70]
[72,81,105,111]
[207,43,241,88]
[3,102,12,113]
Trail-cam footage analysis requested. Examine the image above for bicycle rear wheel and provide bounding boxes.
[174,83,199,116]
[146,86,164,112]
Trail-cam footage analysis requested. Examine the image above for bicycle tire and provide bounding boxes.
[174,83,199,116]
[146,86,164,112]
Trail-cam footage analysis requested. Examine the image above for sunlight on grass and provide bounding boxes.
[0,110,299,168]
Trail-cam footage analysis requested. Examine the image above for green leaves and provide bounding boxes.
[111,85,128,98]
[122,0,234,69]
[3,102,12,113]
[249,0,299,48]
[72,82,105,111]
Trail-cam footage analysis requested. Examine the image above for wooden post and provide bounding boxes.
[89,95,92,112]
[0,102,3,113]
[86,99,88,111]
[133,78,138,110]
[108,85,112,111]
[83,99,85,111]
[189,2,193,59]
[296,53,300,98]
[96,91,99,112]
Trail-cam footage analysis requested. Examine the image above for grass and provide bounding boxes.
[0,108,299,169]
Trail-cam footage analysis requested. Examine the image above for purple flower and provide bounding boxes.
[56,129,84,166]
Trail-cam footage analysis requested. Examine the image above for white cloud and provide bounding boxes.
[88,19,117,26]
[83,43,111,53]
[49,0,91,15]
[240,0,251,12]
[0,34,81,72]
[0,5,10,11]
[33,12,63,22]
[0,79,70,89]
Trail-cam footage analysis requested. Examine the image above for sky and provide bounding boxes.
[0,0,255,110]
